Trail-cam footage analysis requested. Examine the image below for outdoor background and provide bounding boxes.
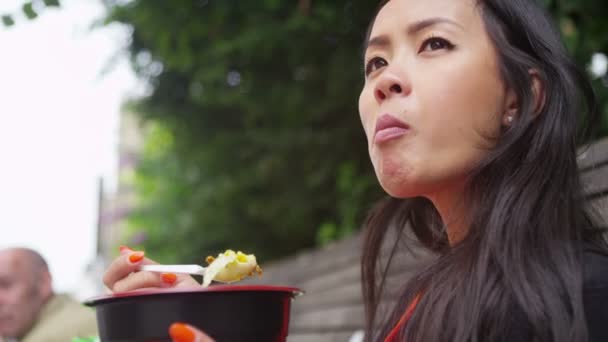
[1,0,608,297]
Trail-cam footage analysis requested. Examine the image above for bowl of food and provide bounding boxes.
[85,285,301,342]
[85,250,302,342]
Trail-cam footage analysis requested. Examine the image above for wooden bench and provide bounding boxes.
[246,137,608,342]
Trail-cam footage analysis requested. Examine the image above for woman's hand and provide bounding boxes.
[103,247,213,341]
[103,245,200,292]
[169,323,215,342]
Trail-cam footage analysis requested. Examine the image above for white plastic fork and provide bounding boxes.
[141,264,207,276]
[141,264,237,284]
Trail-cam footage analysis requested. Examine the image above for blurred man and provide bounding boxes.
[0,247,97,342]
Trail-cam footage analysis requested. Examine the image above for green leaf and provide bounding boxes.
[43,0,61,7]
[22,2,38,20]
[1,15,14,27]
[316,222,339,246]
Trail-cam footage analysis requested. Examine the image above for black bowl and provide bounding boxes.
[84,285,302,342]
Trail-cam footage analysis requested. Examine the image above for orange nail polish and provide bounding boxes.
[129,251,145,263]
[161,273,177,284]
[169,322,196,342]
[119,245,132,253]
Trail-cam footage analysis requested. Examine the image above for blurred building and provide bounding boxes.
[77,109,146,299]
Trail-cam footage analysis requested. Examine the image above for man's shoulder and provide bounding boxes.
[43,293,97,323]
[21,294,97,342]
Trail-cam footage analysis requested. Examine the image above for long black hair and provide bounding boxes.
[361,0,607,341]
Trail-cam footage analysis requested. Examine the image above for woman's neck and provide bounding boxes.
[426,181,470,246]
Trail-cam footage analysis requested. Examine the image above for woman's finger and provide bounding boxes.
[112,268,166,292]
[105,245,201,292]
[119,245,133,255]
[103,249,156,290]
[112,269,200,292]
[169,322,215,342]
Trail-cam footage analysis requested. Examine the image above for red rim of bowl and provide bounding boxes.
[84,285,304,306]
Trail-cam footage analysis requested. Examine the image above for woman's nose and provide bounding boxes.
[374,72,411,102]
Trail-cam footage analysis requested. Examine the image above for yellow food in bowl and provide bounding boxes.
[202,250,262,287]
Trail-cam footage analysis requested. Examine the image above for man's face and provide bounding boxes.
[0,250,45,338]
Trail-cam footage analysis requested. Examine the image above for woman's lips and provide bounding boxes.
[374,114,410,144]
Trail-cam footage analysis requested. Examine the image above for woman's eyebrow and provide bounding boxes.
[365,17,464,53]
[366,35,390,52]
[407,17,464,35]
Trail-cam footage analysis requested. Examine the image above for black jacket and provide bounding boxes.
[582,247,608,342]
[507,247,608,341]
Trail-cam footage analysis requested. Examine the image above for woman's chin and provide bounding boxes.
[379,178,422,199]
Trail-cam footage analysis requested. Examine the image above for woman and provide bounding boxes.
[359,0,608,341]
[104,0,608,341]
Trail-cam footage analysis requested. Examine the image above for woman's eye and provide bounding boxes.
[365,57,388,76]
[419,37,454,53]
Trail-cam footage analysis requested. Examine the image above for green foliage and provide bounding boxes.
[103,0,608,263]
[551,0,608,137]
[2,15,14,27]
[43,0,60,7]
[106,0,384,263]
[22,2,38,20]
[1,0,61,27]
[72,337,99,342]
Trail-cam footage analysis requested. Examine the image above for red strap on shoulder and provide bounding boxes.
[384,294,421,342]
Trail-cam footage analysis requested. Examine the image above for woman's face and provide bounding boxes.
[359,0,511,199]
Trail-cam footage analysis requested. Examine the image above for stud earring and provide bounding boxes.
[506,116,514,124]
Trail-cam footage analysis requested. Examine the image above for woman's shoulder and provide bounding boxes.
[582,245,608,341]
[583,244,608,290]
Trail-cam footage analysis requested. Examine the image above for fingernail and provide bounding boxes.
[161,273,177,284]
[128,251,145,263]
[119,245,132,253]
[169,322,196,342]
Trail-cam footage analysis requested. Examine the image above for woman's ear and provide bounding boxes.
[502,87,518,126]
[529,69,546,116]
[502,69,546,127]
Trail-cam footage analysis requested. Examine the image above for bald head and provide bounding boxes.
[2,248,49,280]
[0,247,53,338]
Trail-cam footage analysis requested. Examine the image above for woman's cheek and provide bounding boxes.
[358,89,375,143]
